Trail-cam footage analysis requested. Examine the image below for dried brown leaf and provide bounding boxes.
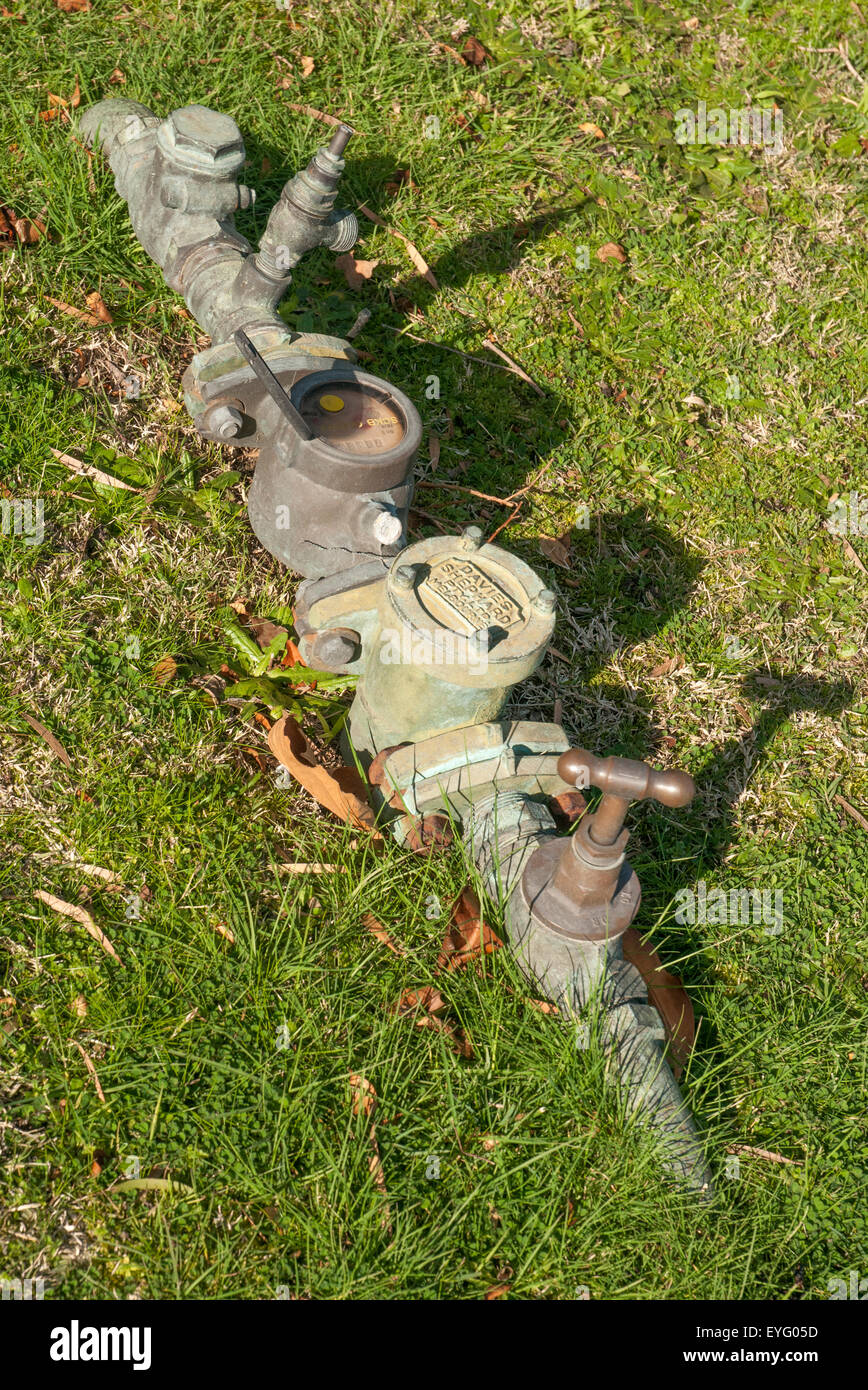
[596,241,627,264]
[539,535,571,568]
[49,447,139,490]
[393,985,472,1056]
[34,890,122,964]
[462,36,489,67]
[282,103,360,133]
[71,1039,106,1103]
[335,252,379,290]
[834,794,868,833]
[85,290,113,323]
[20,712,72,767]
[268,714,381,835]
[362,911,403,955]
[45,296,104,327]
[357,204,438,288]
[437,886,502,971]
[300,55,315,78]
[152,655,178,685]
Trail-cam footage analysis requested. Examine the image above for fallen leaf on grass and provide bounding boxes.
[485,1282,510,1300]
[20,712,72,767]
[393,986,473,1057]
[649,655,683,678]
[152,655,178,685]
[85,290,112,324]
[111,1176,195,1194]
[280,635,305,668]
[384,168,418,196]
[49,447,139,490]
[300,55,315,78]
[577,121,605,139]
[77,865,122,890]
[280,862,348,875]
[834,794,868,833]
[268,714,381,835]
[246,615,287,651]
[526,998,559,1015]
[622,927,694,1077]
[348,1074,391,1226]
[726,1145,799,1166]
[357,203,438,288]
[539,533,571,568]
[838,535,868,575]
[282,103,360,133]
[109,67,125,83]
[1,203,46,246]
[418,24,466,65]
[34,890,123,964]
[56,0,90,10]
[596,241,627,264]
[437,886,502,971]
[461,36,489,66]
[70,1038,106,1102]
[362,911,404,955]
[335,252,379,290]
[71,994,87,1017]
[210,920,235,945]
[46,296,107,327]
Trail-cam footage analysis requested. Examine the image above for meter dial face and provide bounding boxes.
[299,381,405,457]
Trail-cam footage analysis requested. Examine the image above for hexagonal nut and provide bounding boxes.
[200,404,244,440]
[162,104,245,171]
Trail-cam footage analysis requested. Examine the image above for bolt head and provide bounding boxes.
[203,404,244,440]
[371,509,403,546]
[160,105,245,174]
[460,525,484,551]
[534,588,557,615]
[171,105,244,158]
[393,564,416,591]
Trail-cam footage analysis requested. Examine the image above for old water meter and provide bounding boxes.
[294,525,557,762]
[236,334,422,580]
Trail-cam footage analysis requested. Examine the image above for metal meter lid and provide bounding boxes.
[384,526,556,684]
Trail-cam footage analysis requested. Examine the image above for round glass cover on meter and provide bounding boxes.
[299,379,406,457]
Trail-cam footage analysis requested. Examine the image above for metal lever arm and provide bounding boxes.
[557,748,695,846]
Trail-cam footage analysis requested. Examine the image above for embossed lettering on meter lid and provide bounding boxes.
[420,559,522,635]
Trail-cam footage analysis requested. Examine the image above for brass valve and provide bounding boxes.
[557,748,695,847]
[521,749,696,942]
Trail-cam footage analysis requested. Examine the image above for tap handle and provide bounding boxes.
[557,748,695,809]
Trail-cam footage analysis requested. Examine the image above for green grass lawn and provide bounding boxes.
[1,0,867,1300]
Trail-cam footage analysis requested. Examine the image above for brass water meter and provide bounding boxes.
[294,525,556,762]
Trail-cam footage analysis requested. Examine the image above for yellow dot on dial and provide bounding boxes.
[318,394,345,412]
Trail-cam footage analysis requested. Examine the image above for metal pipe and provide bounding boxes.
[463,787,713,1195]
